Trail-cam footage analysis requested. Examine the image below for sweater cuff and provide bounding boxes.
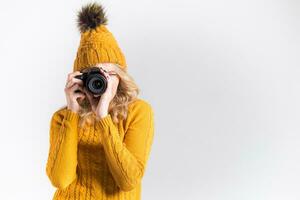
[96,114,113,130]
[65,109,80,122]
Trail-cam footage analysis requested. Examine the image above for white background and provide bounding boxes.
[0,0,299,199]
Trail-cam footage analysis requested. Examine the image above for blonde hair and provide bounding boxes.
[61,63,140,128]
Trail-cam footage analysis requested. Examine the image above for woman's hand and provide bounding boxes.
[95,68,112,119]
[64,71,85,113]
[98,67,115,104]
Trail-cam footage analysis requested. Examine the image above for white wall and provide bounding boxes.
[0,0,299,199]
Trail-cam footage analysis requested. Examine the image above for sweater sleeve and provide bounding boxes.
[95,100,155,192]
[45,107,80,190]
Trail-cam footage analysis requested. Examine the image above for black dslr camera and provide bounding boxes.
[74,66,107,95]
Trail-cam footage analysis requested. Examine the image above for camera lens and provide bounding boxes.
[87,75,107,94]
[92,79,102,89]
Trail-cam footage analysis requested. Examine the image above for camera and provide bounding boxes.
[74,66,107,95]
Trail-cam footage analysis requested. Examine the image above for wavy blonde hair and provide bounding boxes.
[61,63,140,128]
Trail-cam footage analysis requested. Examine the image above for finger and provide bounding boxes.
[99,67,109,76]
[66,75,82,88]
[70,78,84,88]
[68,83,84,94]
[101,70,110,80]
[66,83,77,92]
[66,77,84,89]
[67,71,81,83]
[67,71,82,82]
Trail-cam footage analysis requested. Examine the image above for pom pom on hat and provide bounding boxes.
[76,2,108,33]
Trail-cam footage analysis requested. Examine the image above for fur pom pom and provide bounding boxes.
[76,2,108,33]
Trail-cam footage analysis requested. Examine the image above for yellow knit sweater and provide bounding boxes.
[45,98,155,200]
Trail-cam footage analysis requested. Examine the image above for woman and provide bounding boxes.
[45,3,155,200]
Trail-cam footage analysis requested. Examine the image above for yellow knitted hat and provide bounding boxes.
[73,2,127,72]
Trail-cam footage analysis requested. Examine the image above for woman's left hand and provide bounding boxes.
[96,67,114,118]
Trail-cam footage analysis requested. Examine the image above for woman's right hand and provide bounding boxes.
[64,71,85,113]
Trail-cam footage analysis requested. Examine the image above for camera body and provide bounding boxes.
[74,66,107,95]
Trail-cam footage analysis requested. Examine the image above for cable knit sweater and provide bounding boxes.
[45,98,155,200]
